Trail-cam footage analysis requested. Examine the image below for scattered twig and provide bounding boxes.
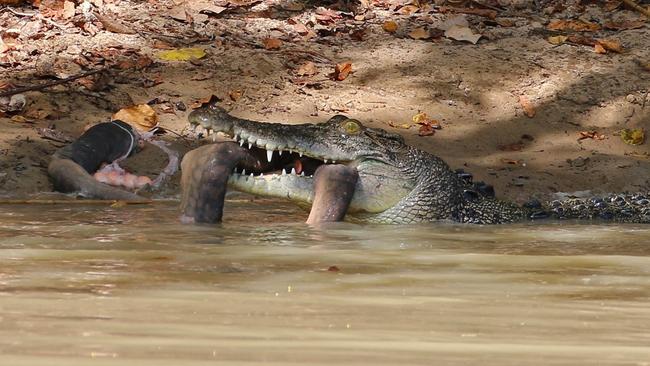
[621,0,650,18]
[0,69,106,98]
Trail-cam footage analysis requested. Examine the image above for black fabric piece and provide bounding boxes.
[65,120,138,174]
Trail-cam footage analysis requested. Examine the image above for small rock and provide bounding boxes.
[625,94,637,104]
[567,156,589,167]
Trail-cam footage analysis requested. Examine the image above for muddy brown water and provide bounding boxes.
[1,198,649,365]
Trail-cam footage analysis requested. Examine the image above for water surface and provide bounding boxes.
[1,199,649,365]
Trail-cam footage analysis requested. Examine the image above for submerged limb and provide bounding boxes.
[48,155,144,201]
[306,164,359,225]
[180,142,259,224]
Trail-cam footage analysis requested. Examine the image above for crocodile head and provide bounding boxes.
[186,104,417,221]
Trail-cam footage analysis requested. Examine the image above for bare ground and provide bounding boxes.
[1,0,648,203]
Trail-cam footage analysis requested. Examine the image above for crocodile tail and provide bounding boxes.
[546,193,650,223]
[459,198,529,224]
[48,156,144,201]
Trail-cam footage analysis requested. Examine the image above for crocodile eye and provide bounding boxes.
[342,119,361,134]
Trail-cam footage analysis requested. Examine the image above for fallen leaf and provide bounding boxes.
[547,35,568,45]
[10,115,30,123]
[112,104,158,130]
[399,4,419,15]
[382,20,398,33]
[152,40,173,49]
[263,38,282,50]
[620,129,645,145]
[578,131,605,141]
[596,39,622,53]
[566,34,596,46]
[332,62,352,81]
[444,25,481,44]
[412,112,429,124]
[295,61,318,76]
[603,20,645,30]
[327,265,340,272]
[229,89,243,101]
[409,27,430,40]
[95,13,136,34]
[23,108,50,119]
[594,43,607,54]
[547,20,600,32]
[518,96,535,118]
[418,124,435,136]
[62,0,75,19]
[388,121,412,129]
[157,48,206,61]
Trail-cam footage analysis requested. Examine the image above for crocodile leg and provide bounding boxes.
[306,164,359,224]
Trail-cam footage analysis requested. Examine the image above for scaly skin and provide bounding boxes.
[183,104,650,224]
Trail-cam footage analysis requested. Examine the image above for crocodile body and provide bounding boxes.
[181,104,650,224]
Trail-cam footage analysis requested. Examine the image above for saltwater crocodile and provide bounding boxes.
[180,103,650,224]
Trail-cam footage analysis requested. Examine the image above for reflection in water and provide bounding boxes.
[1,200,650,365]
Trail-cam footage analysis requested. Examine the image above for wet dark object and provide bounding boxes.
[48,121,143,200]
[306,164,359,224]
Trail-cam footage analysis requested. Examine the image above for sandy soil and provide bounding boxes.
[1,0,648,203]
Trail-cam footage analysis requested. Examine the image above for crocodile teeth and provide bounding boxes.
[240,140,245,147]
[266,150,273,162]
[278,150,283,156]
[324,159,328,164]
[291,167,296,175]
[212,135,217,142]
[248,142,253,149]
[299,152,303,157]
[242,169,246,175]
[282,168,286,175]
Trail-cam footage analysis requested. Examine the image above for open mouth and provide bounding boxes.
[195,126,344,179]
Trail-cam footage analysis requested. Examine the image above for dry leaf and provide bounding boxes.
[604,20,645,30]
[333,62,352,81]
[547,35,568,45]
[620,129,645,145]
[23,108,50,119]
[229,89,243,101]
[190,95,220,109]
[594,43,607,54]
[399,4,419,15]
[409,27,430,40]
[388,121,412,129]
[444,25,481,44]
[62,0,75,19]
[578,131,605,141]
[519,96,535,118]
[10,115,30,123]
[383,20,398,33]
[418,124,435,136]
[295,61,318,76]
[157,48,206,61]
[263,38,282,50]
[596,39,622,53]
[95,13,136,34]
[112,104,158,131]
[547,20,600,32]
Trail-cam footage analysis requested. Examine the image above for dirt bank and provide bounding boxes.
[1,0,648,203]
